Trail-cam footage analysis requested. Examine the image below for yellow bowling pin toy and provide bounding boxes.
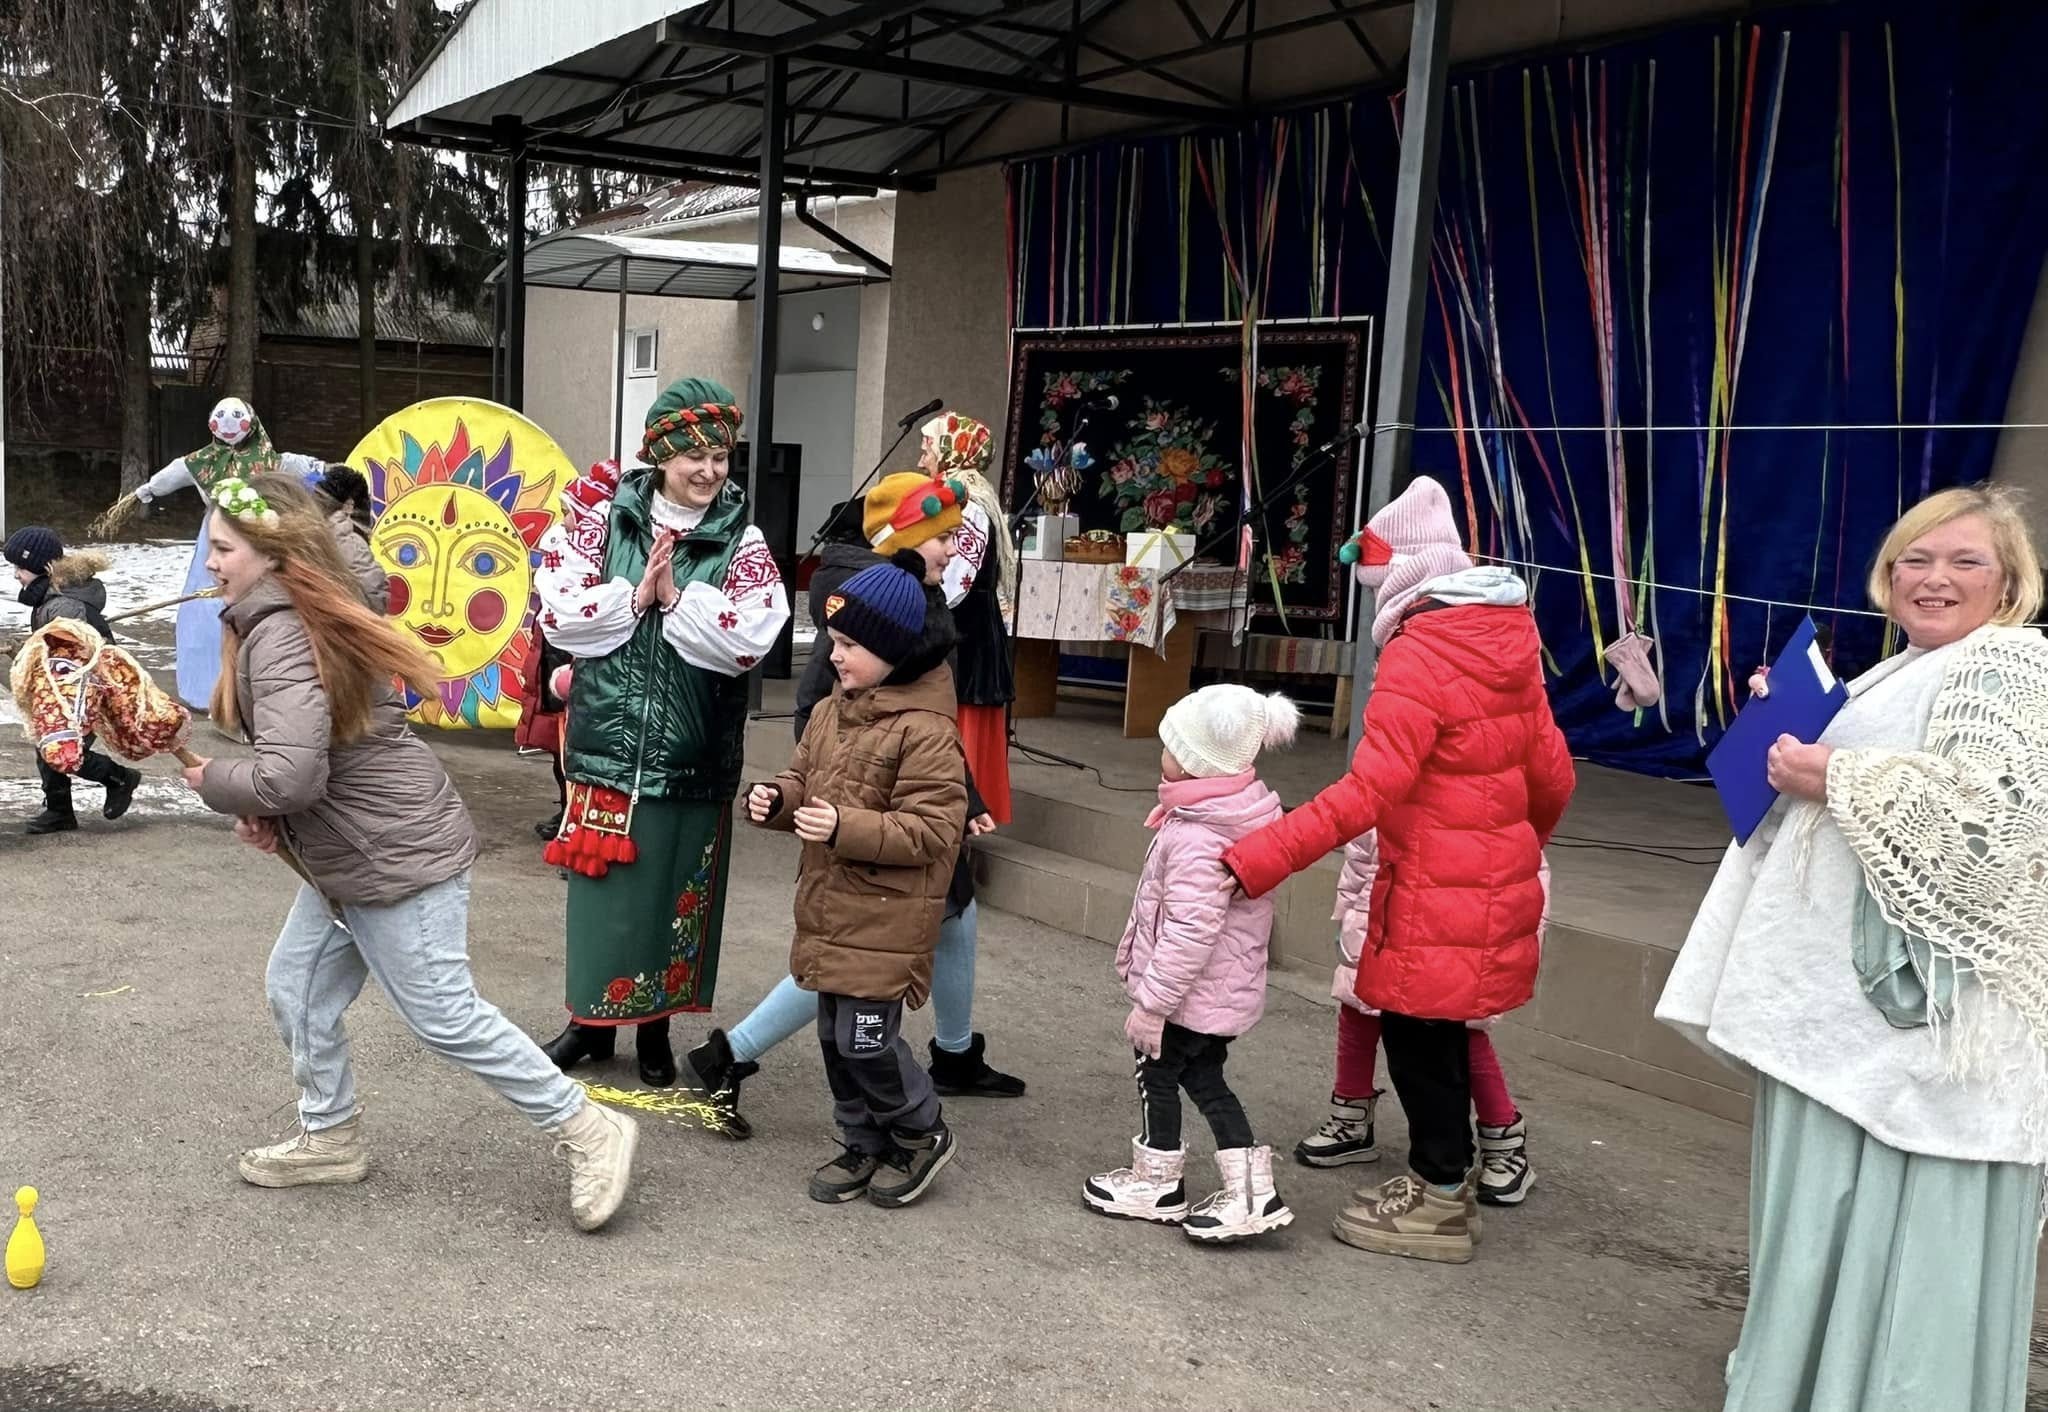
[7,1186,45,1289]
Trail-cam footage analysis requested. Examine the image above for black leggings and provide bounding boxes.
[1136,1022,1254,1150]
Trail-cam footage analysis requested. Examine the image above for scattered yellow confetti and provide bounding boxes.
[80,986,134,998]
[576,1080,733,1135]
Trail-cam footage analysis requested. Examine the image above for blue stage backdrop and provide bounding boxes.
[1007,0,2048,776]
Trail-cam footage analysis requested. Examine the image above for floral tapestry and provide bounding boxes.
[1002,325,1365,623]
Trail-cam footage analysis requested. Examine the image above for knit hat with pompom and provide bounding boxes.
[1159,684,1300,779]
[864,472,967,552]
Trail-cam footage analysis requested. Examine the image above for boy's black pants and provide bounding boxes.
[1136,1021,1255,1151]
[36,734,123,814]
[1380,1010,1475,1185]
[816,992,942,1152]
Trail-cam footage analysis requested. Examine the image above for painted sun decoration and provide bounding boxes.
[348,398,573,729]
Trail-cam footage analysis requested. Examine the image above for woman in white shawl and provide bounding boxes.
[1657,484,2048,1411]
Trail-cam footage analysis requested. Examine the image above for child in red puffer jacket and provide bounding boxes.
[1225,477,1574,1266]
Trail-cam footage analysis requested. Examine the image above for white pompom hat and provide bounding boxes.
[1159,684,1301,779]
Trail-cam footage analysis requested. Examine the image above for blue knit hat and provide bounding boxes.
[825,552,928,665]
[3,526,63,577]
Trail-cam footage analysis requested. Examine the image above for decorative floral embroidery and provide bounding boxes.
[718,611,738,630]
[1100,398,1229,535]
[1104,565,1161,643]
[722,537,781,600]
[1225,363,1323,585]
[584,834,722,1020]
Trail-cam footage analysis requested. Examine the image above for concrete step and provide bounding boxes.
[976,794,1751,1126]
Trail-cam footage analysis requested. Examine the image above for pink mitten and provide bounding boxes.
[1604,631,1662,709]
[1123,1005,1167,1059]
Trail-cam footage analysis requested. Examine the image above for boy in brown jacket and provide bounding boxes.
[748,552,967,1207]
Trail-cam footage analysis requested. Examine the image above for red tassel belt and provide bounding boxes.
[543,780,640,878]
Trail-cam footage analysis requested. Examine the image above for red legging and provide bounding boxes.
[1333,1005,1517,1128]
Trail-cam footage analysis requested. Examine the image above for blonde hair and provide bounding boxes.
[1868,483,2043,628]
[210,473,441,743]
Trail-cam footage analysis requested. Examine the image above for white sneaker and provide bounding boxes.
[1184,1146,1294,1244]
[552,1098,639,1232]
[1476,1113,1535,1206]
[238,1111,371,1188]
[1083,1138,1189,1223]
[1294,1091,1380,1167]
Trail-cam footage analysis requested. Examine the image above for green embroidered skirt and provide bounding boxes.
[564,798,731,1024]
[1725,1075,2040,1412]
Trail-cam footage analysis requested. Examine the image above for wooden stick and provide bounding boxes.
[0,587,219,658]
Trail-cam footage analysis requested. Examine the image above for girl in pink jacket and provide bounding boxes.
[1084,685,1299,1243]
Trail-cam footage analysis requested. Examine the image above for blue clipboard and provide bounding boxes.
[1705,616,1849,843]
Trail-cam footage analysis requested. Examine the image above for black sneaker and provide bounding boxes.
[102,767,142,821]
[808,1147,883,1204]
[686,1028,759,1141]
[867,1123,956,1208]
[24,808,76,835]
[927,1034,1026,1098]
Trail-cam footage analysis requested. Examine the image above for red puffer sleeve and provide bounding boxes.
[1525,709,1576,845]
[1223,639,1443,898]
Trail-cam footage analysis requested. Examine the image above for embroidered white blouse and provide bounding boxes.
[532,490,790,677]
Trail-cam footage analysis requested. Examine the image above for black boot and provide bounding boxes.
[533,810,563,841]
[928,1033,1026,1097]
[686,1027,760,1141]
[24,807,76,836]
[540,1021,615,1073]
[637,1016,678,1088]
[102,766,142,821]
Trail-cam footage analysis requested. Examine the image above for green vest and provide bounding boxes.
[562,471,752,803]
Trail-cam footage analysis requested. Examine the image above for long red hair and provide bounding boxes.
[210,473,440,743]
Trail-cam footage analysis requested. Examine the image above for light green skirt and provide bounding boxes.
[1726,1075,2040,1412]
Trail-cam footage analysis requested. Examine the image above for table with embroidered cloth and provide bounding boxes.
[1009,559,1249,738]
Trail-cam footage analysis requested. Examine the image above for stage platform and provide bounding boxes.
[745,669,1749,1123]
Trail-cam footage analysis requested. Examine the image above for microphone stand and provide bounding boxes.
[1158,423,1367,591]
[753,411,928,723]
[802,414,924,558]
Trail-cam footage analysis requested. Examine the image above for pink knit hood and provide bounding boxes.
[1343,477,1473,647]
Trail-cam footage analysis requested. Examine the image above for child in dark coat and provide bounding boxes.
[747,551,968,1208]
[6,526,142,833]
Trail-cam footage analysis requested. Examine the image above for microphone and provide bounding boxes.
[1080,394,1121,411]
[1310,420,1369,459]
[895,397,945,429]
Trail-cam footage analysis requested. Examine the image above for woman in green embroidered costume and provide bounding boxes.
[529,377,790,1088]
[1659,484,2048,1412]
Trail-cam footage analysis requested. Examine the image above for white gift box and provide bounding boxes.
[1124,528,1197,572]
[1022,512,1078,561]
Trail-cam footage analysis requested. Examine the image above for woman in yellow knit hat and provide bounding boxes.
[687,461,1028,1134]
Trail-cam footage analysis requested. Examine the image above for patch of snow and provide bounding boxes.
[0,537,198,638]
[0,776,222,821]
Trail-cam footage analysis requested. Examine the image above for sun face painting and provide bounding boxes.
[348,399,570,729]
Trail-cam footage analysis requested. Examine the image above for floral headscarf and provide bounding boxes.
[921,411,1014,600]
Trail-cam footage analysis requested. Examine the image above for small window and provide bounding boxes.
[627,329,658,376]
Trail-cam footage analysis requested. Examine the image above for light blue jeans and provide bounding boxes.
[264,872,584,1131]
[729,902,978,1062]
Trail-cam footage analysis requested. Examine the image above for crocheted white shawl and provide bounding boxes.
[1825,626,2048,1149]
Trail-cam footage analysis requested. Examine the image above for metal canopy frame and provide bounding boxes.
[385,0,1417,191]
[387,0,1490,703]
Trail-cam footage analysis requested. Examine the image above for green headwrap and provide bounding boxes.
[641,376,744,464]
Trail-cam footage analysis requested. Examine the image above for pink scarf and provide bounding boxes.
[1146,769,1257,828]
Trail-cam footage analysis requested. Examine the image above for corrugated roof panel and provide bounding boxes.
[390,0,1126,180]
[492,230,884,296]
